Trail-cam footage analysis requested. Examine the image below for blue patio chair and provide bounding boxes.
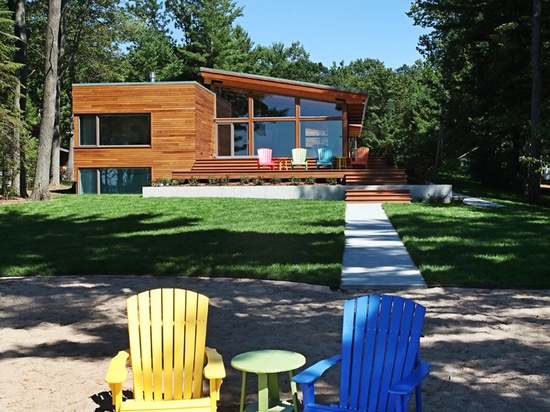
[293,294,430,412]
[316,148,333,169]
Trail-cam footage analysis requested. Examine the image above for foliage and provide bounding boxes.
[409,0,550,193]
[0,7,27,197]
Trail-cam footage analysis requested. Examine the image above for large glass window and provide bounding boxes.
[217,123,248,156]
[300,120,343,157]
[300,99,342,117]
[215,88,248,118]
[253,121,295,157]
[213,86,346,157]
[79,114,151,146]
[253,93,295,117]
[80,168,151,194]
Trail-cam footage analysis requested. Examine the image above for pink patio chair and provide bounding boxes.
[257,148,275,170]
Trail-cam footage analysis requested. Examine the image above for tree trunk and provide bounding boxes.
[50,0,66,188]
[10,0,28,197]
[30,0,62,201]
[434,100,446,174]
[528,0,542,204]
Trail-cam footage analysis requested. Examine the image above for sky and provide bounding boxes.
[235,0,429,69]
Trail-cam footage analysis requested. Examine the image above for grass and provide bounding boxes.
[384,175,550,288]
[2,175,549,288]
[0,195,345,286]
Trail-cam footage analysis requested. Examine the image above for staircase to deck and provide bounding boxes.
[345,157,411,203]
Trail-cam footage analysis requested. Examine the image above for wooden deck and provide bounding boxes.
[171,157,412,202]
[172,157,406,184]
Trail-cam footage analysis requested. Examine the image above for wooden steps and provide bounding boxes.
[345,169,408,185]
[345,189,412,203]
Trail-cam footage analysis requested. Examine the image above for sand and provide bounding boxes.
[0,275,549,411]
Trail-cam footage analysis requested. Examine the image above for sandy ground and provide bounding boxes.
[1,275,549,411]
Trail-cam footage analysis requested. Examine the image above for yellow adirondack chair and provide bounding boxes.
[105,288,225,412]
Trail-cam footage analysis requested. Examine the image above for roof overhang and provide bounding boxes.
[201,68,368,136]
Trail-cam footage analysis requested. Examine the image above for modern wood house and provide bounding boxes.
[72,68,408,199]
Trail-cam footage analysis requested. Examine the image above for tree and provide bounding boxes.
[251,41,327,83]
[0,6,27,198]
[30,0,61,201]
[409,0,549,192]
[165,0,244,80]
[529,0,542,204]
[8,0,28,197]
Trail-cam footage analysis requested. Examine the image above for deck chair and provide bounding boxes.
[291,148,308,170]
[350,147,370,168]
[105,288,225,412]
[316,148,333,169]
[257,148,275,170]
[293,294,430,412]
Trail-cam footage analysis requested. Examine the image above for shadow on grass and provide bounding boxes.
[0,207,344,285]
[384,201,550,288]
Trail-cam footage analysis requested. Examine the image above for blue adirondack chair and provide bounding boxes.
[293,295,430,412]
[316,148,333,169]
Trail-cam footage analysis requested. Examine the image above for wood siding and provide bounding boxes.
[72,82,216,190]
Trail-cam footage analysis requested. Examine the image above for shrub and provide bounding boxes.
[271,176,282,185]
[290,176,301,185]
[305,176,316,185]
[208,176,220,185]
[240,176,250,185]
[253,177,265,186]
[188,177,199,186]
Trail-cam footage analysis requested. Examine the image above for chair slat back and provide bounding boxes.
[127,289,209,402]
[292,148,307,162]
[354,147,370,162]
[340,295,425,412]
[317,148,333,162]
[257,148,272,164]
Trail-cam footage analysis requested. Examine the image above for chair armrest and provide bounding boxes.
[293,354,341,385]
[388,361,431,395]
[204,347,226,379]
[293,354,341,406]
[105,350,129,384]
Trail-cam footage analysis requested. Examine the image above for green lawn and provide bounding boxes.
[384,174,550,288]
[0,195,345,286]
[2,182,549,288]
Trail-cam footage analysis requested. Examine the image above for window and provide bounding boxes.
[215,88,248,118]
[213,86,346,157]
[217,123,248,156]
[79,114,151,146]
[253,93,295,117]
[300,120,343,157]
[80,168,151,194]
[300,99,342,117]
[253,121,295,157]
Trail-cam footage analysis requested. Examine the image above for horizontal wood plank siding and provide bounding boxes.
[73,82,216,189]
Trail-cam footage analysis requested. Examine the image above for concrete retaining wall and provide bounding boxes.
[143,184,453,202]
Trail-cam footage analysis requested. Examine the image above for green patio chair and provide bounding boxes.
[291,148,308,170]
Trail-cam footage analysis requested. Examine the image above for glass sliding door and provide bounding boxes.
[217,123,248,156]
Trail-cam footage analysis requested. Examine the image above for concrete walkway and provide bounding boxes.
[340,196,504,288]
[341,203,426,288]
